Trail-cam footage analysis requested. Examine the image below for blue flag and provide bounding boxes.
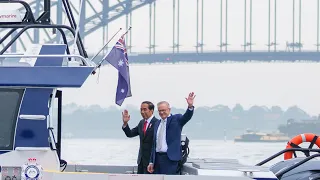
[103,34,132,106]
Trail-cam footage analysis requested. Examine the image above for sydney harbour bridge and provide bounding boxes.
[0,0,320,64]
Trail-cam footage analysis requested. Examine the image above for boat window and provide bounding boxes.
[0,88,24,150]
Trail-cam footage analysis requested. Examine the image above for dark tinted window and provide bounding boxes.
[0,88,24,150]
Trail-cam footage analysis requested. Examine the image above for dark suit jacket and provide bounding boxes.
[122,116,158,165]
[150,107,194,163]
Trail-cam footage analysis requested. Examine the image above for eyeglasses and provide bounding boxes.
[158,109,168,113]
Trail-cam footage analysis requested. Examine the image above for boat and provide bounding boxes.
[234,129,290,143]
[1,0,320,180]
[278,116,320,138]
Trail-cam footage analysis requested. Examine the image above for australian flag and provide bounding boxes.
[102,34,132,106]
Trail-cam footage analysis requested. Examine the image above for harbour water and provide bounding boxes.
[60,138,312,168]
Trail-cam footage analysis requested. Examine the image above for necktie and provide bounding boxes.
[143,120,148,135]
[157,120,165,151]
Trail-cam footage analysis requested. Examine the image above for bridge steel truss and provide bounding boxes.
[0,0,157,53]
[1,0,320,64]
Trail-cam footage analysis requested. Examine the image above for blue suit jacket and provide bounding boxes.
[150,107,194,163]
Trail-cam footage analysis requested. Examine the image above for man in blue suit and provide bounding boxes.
[147,92,196,174]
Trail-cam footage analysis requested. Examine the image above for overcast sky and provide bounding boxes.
[62,62,320,116]
[2,0,320,116]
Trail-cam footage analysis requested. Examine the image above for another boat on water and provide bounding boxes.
[278,116,320,138]
[234,129,290,143]
[1,1,320,180]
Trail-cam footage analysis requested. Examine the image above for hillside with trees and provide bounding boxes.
[57,103,315,140]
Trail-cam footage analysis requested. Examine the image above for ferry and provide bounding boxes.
[234,129,290,143]
[278,116,320,138]
[1,1,320,180]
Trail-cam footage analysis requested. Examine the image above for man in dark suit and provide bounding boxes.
[122,101,158,174]
[147,92,195,175]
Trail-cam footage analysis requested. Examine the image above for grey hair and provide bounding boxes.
[157,101,170,108]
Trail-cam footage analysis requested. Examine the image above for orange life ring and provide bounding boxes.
[284,133,320,160]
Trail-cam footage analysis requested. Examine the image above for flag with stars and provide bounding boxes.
[103,34,132,106]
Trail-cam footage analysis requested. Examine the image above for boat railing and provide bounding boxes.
[256,147,320,179]
[0,54,93,66]
[256,147,320,166]
[0,0,87,59]
[0,24,86,57]
[274,153,320,179]
[0,0,37,24]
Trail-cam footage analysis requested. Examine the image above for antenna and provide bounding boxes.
[61,0,87,57]
[72,0,85,55]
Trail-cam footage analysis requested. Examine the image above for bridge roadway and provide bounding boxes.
[94,51,320,65]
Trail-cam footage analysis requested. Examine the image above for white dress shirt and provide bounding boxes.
[155,107,193,153]
[156,115,171,152]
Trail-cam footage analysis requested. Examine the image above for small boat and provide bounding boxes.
[234,129,290,143]
[1,1,320,180]
[278,117,320,138]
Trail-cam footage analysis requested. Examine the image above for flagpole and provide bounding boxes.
[89,27,122,62]
[91,26,132,75]
[122,26,132,37]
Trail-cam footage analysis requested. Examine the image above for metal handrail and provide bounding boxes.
[0,54,94,66]
[256,148,320,166]
[275,153,320,179]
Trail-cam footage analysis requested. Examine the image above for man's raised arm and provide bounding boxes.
[179,92,196,127]
[122,109,139,137]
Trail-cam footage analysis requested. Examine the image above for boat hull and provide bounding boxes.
[42,171,277,180]
[38,161,278,180]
